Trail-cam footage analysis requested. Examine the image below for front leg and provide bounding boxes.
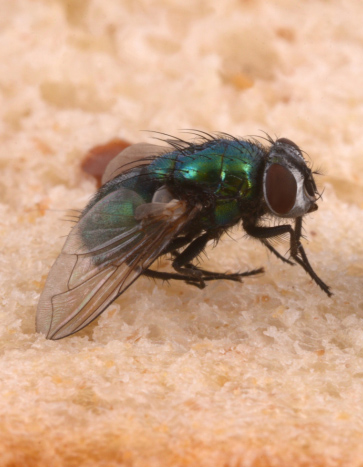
[244,219,332,297]
[291,217,332,296]
[260,239,294,265]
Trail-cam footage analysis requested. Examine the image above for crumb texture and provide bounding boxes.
[1,1,363,466]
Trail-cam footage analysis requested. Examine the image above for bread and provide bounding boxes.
[1,1,362,465]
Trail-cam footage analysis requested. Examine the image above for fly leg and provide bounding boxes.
[172,233,263,286]
[143,266,263,289]
[162,235,196,256]
[180,264,264,281]
[142,269,206,289]
[140,234,210,288]
[291,217,332,296]
[244,219,332,296]
[171,233,210,287]
[141,234,208,288]
[260,239,294,265]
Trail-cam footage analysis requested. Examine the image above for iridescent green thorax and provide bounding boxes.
[147,139,266,227]
[148,139,265,199]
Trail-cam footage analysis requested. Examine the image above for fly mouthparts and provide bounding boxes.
[308,203,318,213]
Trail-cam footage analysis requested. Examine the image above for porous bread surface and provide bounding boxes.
[1,1,363,466]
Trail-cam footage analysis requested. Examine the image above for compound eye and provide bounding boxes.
[265,164,297,215]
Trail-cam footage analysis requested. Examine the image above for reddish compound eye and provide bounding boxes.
[265,164,297,215]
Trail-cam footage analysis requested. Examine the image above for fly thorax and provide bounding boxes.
[263,138,318,219]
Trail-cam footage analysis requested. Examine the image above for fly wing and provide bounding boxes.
[37,187,200,340]
[101,143,167,184]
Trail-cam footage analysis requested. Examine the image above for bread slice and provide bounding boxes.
[1,1,362,465]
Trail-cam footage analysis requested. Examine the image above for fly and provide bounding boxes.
[36,132,331,339]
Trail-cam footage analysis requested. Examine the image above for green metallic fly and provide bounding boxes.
[37,132,331,339]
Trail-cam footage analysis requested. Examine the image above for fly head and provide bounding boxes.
[263,138,319,219]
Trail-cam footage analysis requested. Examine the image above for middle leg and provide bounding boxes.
[172,233,264,285]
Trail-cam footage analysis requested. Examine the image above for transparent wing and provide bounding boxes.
[37,187,199,340]
[101,143,167,184]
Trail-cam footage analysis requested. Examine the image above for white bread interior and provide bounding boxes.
[1,1,363,465]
